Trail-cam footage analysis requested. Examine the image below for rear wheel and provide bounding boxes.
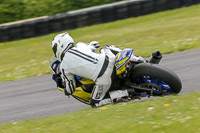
[130,63,182,95]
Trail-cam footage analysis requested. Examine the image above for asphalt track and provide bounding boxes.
[0,48,200,124]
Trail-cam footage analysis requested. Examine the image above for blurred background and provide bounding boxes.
[1,0,199,42]
[0,0,123,24]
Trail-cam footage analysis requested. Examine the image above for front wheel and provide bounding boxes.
[130,63,182,95]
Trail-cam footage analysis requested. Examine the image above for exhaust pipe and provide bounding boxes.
[149,51,162,64]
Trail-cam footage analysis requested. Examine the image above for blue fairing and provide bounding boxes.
[139,76,171,95]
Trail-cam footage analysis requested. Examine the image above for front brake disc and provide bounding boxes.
[141,83,162,94]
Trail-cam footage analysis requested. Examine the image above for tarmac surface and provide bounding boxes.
[0,48,200,123]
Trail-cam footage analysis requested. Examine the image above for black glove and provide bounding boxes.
[53,74,65,88]
[51,60,65,88]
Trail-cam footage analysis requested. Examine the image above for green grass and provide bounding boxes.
[1,4,200,82]
[1,92,200,133]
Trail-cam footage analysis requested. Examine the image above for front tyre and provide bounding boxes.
[130,63,182,94]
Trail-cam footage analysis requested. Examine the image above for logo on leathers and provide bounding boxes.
[95,86,103,99]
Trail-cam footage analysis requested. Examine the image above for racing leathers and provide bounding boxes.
[60,42,119,107]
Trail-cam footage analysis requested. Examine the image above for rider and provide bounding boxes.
[51,32,131,107]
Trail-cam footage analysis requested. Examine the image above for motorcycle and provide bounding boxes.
[49,48,182,105]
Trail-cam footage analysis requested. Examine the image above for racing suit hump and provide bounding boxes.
[60,43,106,81]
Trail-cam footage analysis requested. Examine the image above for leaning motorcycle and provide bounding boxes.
[49,48,182,105]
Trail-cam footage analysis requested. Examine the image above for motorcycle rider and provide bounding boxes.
[51,32,132,107]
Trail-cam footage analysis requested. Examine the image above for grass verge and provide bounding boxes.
[1,5,200,82]
[1,92,200,133]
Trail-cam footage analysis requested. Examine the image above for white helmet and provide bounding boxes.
[52,32,74,61]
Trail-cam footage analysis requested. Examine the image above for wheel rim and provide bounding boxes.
[138,76,171,95]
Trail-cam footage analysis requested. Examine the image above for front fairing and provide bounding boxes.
[115,48,133,75]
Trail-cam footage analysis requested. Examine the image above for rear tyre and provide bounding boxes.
[130,63,182,94]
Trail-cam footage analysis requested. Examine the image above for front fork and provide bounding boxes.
[121,51,163,99]
[125,81,153,99]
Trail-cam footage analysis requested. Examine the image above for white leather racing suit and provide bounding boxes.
[60,42,116,107]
